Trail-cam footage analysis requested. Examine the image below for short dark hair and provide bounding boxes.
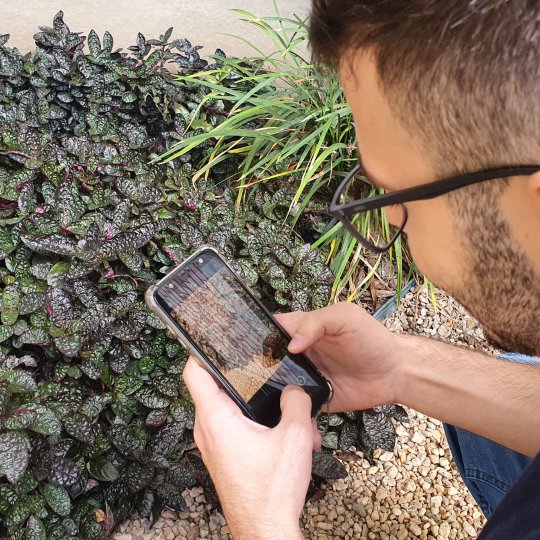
[309,0,540,175]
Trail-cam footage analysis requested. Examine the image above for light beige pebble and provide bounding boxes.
[405,480,417,492]
[175,524,188,535]
[161,510,177,520]
[379,451,394,462]
[376,487,389,501]
[397,528,408,540]
[462,521,477,536]
[439,521,452,538]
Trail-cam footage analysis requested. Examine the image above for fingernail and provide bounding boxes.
[289,335,304,350]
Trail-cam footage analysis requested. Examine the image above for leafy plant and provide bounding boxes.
[0,13,406,539]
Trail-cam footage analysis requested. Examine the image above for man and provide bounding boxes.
[183,1,540,538]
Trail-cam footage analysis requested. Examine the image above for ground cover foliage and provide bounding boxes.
[0,14,406,538]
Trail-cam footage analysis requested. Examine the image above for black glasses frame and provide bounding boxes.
[329,164,540,253]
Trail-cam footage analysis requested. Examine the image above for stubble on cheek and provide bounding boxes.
[444,197,540,356]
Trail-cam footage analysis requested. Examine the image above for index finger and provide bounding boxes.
[274,311,306,335]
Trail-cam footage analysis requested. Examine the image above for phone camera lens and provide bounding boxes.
[198,258,204,264]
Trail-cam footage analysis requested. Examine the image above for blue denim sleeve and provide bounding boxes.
[444,352,539,517]
[496,352,540,365]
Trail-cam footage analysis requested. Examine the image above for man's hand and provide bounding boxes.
[183,357,318,540]
[278,302,540,457]
[275,302,403,413]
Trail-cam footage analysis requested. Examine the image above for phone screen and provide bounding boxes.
[153,249,330,426]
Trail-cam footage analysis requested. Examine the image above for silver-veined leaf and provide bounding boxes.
[0,431,30,483]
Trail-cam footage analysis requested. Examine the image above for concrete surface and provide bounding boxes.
[1,0,310,58]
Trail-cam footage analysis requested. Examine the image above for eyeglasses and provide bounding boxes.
[329,164,540,253]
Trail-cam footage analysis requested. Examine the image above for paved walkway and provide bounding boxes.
[2,0,309,57]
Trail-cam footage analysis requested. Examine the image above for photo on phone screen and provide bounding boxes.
[152,249,330,425]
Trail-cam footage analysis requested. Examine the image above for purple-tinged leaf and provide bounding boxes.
[102,30,114,53]
[110,319,138,341]
[65,260,98,280]
[49,457,80,487]
[108,291,137,318]
[0,380,12,415]
[26,404,62,436]
[54,335,82,357]
[72,279,103,307]
[55,173,85,226]
[118,247,144,271]
[0,431,30,483]
[1,369,37,393]
[311,451,348,480]
[87,30,102,58]
[63,413,96,444]
[134,386,169,409]
[17,328,50,346]
[4,408,36,430]
[97,222,155,259]
[21,233,77,256]
[78,305,113,335]
[18,293,45,315]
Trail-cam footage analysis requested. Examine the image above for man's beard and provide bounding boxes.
[460,291,539,356]
[449,204,540,356]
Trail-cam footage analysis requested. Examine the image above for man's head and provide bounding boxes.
[310,0,540,354]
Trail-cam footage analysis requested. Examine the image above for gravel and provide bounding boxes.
[114,285,492,540]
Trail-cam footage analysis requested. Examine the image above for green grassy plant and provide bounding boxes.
[159,4,409,303]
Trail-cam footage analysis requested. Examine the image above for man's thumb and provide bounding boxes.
[288,334,306,351]
[279,385,312,429]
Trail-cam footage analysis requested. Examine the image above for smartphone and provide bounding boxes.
[145,246,333,428]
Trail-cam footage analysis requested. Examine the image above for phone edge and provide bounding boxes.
[144,251,259,422]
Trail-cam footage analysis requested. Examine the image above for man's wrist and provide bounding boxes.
[386,333,415,406]
[225,508,303,540]
[391,333,437,407]
[230,521,303,540]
